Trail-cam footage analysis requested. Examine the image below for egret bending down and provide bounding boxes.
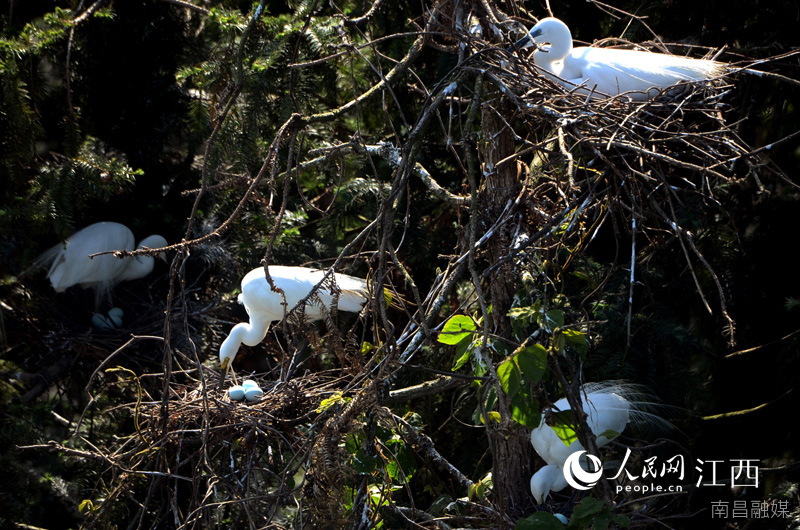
[509,17,725,101]
[39,222,167,306]
[219,266,371,372]
[530,382,661,504]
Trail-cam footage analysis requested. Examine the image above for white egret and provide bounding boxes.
[219,266,371,372]
[530,382,662,504]
[39,222,168,305]
[508,17,725,101]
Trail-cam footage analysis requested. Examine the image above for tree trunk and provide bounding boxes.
[481,97,532,518]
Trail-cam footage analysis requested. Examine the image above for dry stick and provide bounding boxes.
[304,1,438,124]
[74,335,165,437]
[372,69,479,371]
[725,327,800,359]
[157,0,210,14]
[185,1,265,241]
[342,0,386,26]
[183,84,242,242]
[391,412,475,492]
[18,441,193,482]
[652,191,736,344]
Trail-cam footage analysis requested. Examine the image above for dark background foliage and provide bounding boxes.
[1,0,799,528]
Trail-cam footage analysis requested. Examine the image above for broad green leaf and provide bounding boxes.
[510,392,540,428]
[563,329,589,355]
[468,481,485,500]
[451,340,472,371]
[429,494,454,516]
[549,410,578,446]
[551,423,577,446]
[386,440,416,481]
[438,315,477,345]
[497,358,521,398]
[541,309,565,331]
[515,344,547,383]
[515,512,567,530]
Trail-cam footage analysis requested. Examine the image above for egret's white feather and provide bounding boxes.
[219,266,371,370]
[38,222,167,307]
[529,381,668,504]
[511,18,725,101]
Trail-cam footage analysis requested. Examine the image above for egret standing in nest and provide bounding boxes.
[219,266,371,376]
[508,17,725,101]
[530,382,665,504]
[39,222,168,307]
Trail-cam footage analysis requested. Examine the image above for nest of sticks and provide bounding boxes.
[454,32,795,341]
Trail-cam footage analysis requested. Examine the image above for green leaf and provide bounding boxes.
[468,481,485,500]
[498,358,521,398]
[551,423,577,446]
[474,386,498,424]
[386,440,416,481]
[572,496,604,519]
[351,449,378,474]
[515,512,567,530]
[510,392,540,428]
[317,391,350,413]
[541,309,565,331]
[515,344,547,383]
[552,332,565,355]
[451,340,472,371]
[550,410,578,446]
[508,306,538,321]
[571,497,630,530]
[563,329,589,355]
[596,429,621,441]
[429,494,454,516]
[438,315,477,345]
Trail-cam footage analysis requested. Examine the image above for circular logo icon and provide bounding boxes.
[563,451,604,490]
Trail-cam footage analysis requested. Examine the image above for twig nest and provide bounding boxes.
[244,386,264,402]
[228,385,246,401]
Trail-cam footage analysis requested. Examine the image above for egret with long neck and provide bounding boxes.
[39,221,167,306]
[219,266,371,373]
[509,17,725,101]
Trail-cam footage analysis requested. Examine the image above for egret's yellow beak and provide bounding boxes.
[218,356,238,391]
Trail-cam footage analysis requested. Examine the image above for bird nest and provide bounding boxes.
[453,35,795,341]
[43,362,378,528]
[482,41,759,185]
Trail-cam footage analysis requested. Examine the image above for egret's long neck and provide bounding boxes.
[121,255,155,281]
[530,464,566,504]
[219,318,271,365]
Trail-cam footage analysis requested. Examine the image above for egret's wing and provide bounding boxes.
[572,47,722,99]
